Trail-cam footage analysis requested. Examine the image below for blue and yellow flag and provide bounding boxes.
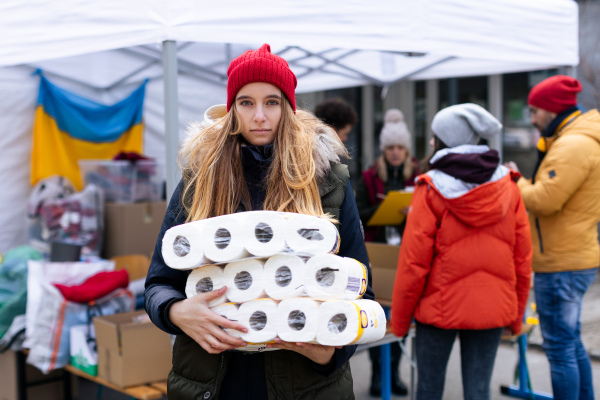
[31,76,146,190]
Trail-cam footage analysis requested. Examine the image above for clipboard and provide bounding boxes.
[366,190,413,226]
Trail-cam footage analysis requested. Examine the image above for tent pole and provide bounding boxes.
[488,75,503,161]
[163,40,180,203]
[361,85,375,168]
[397,81,416,156]
[425,80,439,148]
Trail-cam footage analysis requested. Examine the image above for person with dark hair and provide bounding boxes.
[507,75,600,400]
[314,98,358,142]
[144,43,374,400]
[391,103,532,400]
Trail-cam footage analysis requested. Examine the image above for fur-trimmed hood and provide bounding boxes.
[181,104,347,179]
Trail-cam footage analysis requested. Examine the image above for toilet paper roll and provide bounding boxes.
[185,265,227,307]
[316,300,386,346]
[242,211,288,257]
[210,302,241,339]
[238,298,278,343]
[285,214,340,256]
[304,255,368,300]
[162,221,207,270]
[223,259,266,303]
[263,255,306,300]
[276,298,320,343]
[202,214,251,263]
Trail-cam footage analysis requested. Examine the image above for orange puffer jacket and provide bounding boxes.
[391,168,532,337]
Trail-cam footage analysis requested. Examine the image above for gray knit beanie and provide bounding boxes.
[431,103,502,148]
[379,109,411,151]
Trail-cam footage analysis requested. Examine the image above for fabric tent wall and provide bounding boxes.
[0,0,579,253]
[0,66,224,253]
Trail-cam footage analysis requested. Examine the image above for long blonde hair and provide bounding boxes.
[179,97,344,222]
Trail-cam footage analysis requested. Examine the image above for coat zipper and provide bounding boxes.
[213,353,227,398]
[535,217,544,254]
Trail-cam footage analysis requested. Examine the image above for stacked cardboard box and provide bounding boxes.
[93,310,171,388]
[103,202,166,259]
[365,242,400,306]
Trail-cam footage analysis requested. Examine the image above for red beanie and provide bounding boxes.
[528,75,582,114]
[226,44,297,112]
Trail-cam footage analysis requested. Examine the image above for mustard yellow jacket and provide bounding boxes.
[518,109,600,272]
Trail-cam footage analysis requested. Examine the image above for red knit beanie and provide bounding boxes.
[528,75,582,114]
[226,44,297,112]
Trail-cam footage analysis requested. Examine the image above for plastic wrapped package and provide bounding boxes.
[79,160,164,203]
[263,254,306,299]
[237,298,278,344]
[163,211,340,269]
[276,298,321,343]
[171,211,385,349]
[27,287,133,373]
[185,252,368,304]
[304,254,368,300]
[27,183,104,257]
[185,265,227,306]
[316,300,386,346]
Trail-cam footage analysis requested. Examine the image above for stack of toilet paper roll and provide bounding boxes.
[163,210,341,268]
[165,211,386,350]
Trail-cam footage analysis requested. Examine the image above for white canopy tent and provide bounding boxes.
[0,0,578,253]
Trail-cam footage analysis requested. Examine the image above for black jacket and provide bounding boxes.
[145,144,373,399]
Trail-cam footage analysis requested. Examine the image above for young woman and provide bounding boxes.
[355,108,419,396]
[390,103,532,400]
[356,108,420,243]
[144,44,373,400]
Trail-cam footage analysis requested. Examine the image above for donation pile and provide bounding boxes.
[162,211,386,350]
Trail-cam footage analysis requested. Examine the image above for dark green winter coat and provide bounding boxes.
[167,162,356,400]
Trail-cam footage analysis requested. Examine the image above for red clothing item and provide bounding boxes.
[54,269,129,303]
[391,171,532,337]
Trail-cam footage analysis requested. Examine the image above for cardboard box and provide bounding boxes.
[93,311,171,388]
[103,201,166,258]
[365,242,400,306]
[70,324,97,376]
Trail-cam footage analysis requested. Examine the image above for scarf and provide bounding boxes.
[532,106,581,183]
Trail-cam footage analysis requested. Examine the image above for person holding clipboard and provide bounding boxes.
[355,108,419,396]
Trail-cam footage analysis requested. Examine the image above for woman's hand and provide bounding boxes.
[169,287,248,354]
[400,206,410,215]
[266,338,341,365]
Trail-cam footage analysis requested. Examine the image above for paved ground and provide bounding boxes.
[351,277,600,400]
[350,339,600,400]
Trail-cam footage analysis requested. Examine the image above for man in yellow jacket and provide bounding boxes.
[508,75,599,400]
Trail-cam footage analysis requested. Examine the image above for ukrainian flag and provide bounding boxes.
[31,76,146,190]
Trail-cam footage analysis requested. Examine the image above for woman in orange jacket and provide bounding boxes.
[391,103,532,400]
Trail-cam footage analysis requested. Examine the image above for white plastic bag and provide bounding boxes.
[24,260,114,349]
[26,283,133,373]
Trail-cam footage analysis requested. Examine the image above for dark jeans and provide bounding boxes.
[369,341,402,374]
[534,268,597,400]
[415,322,503,400]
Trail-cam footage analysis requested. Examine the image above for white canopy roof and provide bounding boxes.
[0,0,579,253]
[0,0,579,89]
